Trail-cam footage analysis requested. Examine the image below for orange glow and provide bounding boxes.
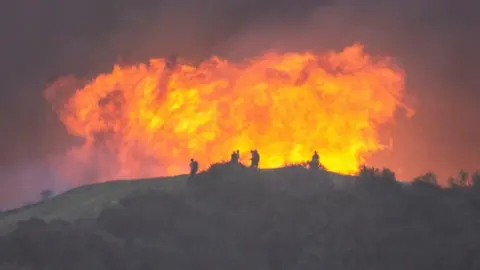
[44,44,412,183]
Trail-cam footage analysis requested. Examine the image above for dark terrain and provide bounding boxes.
[1,163,480,270]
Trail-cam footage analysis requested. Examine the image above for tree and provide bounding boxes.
[413,171,438,186]
[381,168,396,182]
[40,189,54,201]
[356,166,398,190]
[357,165,380,180]
[448,169,470,188]
[472,171,480,188]
[458,169,469,186]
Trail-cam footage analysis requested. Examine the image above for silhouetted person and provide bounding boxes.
[165,53,179,71]
[310,151,320,170]
[250,149,260,168]
[230,150,240,164]
[189,158,199,178]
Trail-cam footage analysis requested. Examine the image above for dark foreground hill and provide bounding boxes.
[1,163,480,270]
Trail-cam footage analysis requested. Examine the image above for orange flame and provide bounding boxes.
[44,43,411,183]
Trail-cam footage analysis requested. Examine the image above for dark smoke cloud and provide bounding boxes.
[1,0,479,207]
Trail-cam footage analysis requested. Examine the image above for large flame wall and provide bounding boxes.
[45,44,410,183]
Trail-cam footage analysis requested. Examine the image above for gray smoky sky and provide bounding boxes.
[0,0,479,208]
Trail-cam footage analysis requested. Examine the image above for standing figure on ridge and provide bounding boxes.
[309,151,320,170]
[250,149,260,169]
[165,53,179,71]
[230,150,240,164]
[189,158,199,179]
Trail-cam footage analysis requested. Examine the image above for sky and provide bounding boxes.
[0,0,479,208]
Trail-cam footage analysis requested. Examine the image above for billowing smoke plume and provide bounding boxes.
[1,0,479,207]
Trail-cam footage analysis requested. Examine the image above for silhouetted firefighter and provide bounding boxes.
[165,53,179,71]
[250,149,260,168]
[230,150,240,164]
[189,158,199,179]
[309,151,320,170]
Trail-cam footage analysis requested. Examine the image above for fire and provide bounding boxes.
[45,43,411,183]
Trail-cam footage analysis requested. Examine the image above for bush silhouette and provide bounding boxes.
[40,189,54,201]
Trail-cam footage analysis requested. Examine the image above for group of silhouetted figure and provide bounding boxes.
[229,149,260,168]
[188,150,322,179]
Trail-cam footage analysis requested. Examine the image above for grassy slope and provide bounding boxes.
[0,168,354,234]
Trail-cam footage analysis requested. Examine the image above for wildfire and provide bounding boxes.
[44,43,412,183]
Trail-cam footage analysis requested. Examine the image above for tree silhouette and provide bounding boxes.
[471,171,480,188]
[413,171,438,185]
[448,169,470,188]
[357,165,379,179]
[40,189,54,201]
[381,168,396,182]
[356,166,398,190]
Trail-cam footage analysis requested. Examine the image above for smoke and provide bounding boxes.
[0,161,71,209]
[1,0,479,207]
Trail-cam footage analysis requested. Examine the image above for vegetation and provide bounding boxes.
[40,189,54,201]
[1,163,480,270]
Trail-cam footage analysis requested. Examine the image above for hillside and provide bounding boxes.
[0,166,352,234]
[1,163,480,270]
[0,175,188,233]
